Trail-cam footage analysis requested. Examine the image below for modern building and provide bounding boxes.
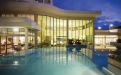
[0,17,41,54]
[0,0,101,55]
[95,30,118,50]
[109,26,121,47]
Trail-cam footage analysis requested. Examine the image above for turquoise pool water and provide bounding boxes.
[0,47,109,75]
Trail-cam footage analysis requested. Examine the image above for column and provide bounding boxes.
[25,28,28,50]
[35,30,38,48]
[92,19,95,61]
[104,36,106,48]
[34,14,38,23]
[34,14,38,47]
[66,19,68,44]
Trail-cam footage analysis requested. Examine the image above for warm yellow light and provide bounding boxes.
[13,28,19,32]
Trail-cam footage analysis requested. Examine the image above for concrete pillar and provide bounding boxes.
[104,36,106,48]
[34,14,38,23]
[35,31,38,48]
[66,19,68,44]
[25,28,28,50]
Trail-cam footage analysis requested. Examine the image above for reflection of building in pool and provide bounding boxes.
[0,48,103,75]
[0,0,101,55]
[0,49,41,75]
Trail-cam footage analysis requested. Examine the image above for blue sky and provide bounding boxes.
[53,0,121,30]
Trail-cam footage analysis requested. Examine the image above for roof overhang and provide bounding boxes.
[0,17,41,30]
[0,2,102,19]
[95,30,119,35]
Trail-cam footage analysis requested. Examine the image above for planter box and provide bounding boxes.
[108,57,121,69]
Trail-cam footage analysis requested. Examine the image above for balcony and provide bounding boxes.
[110,42,121,47]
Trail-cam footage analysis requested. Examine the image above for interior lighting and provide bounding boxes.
[13,28,19,32]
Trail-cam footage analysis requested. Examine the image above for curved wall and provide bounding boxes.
[0,2,101,19]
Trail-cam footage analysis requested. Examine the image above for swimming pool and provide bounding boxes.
[0,47,111,75]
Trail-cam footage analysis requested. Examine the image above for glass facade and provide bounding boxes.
[38,15,94,59]
[0,13,94,59]
[95,35,117,49]
[0,28,36,55]
[38,15,94,47]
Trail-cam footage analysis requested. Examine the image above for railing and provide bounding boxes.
[110,42,121,47]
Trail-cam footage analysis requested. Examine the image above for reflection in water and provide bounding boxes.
[0,47,104,75]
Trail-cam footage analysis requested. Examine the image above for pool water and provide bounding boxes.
[0,47,110,75]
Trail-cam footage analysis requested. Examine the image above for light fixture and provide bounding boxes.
[98,26,101,30]
[110,24,113,27]
[109,24,113,29]
[13,28,19,32]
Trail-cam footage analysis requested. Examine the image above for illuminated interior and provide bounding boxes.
[38,15,94,47]
[0,14,94,55]
[0,28,36,54]
[95,35,117,49]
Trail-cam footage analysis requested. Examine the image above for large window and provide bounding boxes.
[38,15,94,47]
[38,15,68,47]
[18,14,34,21]
[0,28,36,55]
[2,14,14,17]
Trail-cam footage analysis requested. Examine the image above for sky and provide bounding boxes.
[53,0,121,30]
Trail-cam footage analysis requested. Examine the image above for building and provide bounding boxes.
[109,26,121,47]
[95,26,121,51]
[95,30,117,50]
[0,0,101,54]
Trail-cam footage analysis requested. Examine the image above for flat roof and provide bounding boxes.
[0,17,41,30]
[95,30,120,35]
[0,2,102,19]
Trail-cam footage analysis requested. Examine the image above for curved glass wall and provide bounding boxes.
[38,16,67,47]
[38,15,94,59]
[38,15,94,47]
